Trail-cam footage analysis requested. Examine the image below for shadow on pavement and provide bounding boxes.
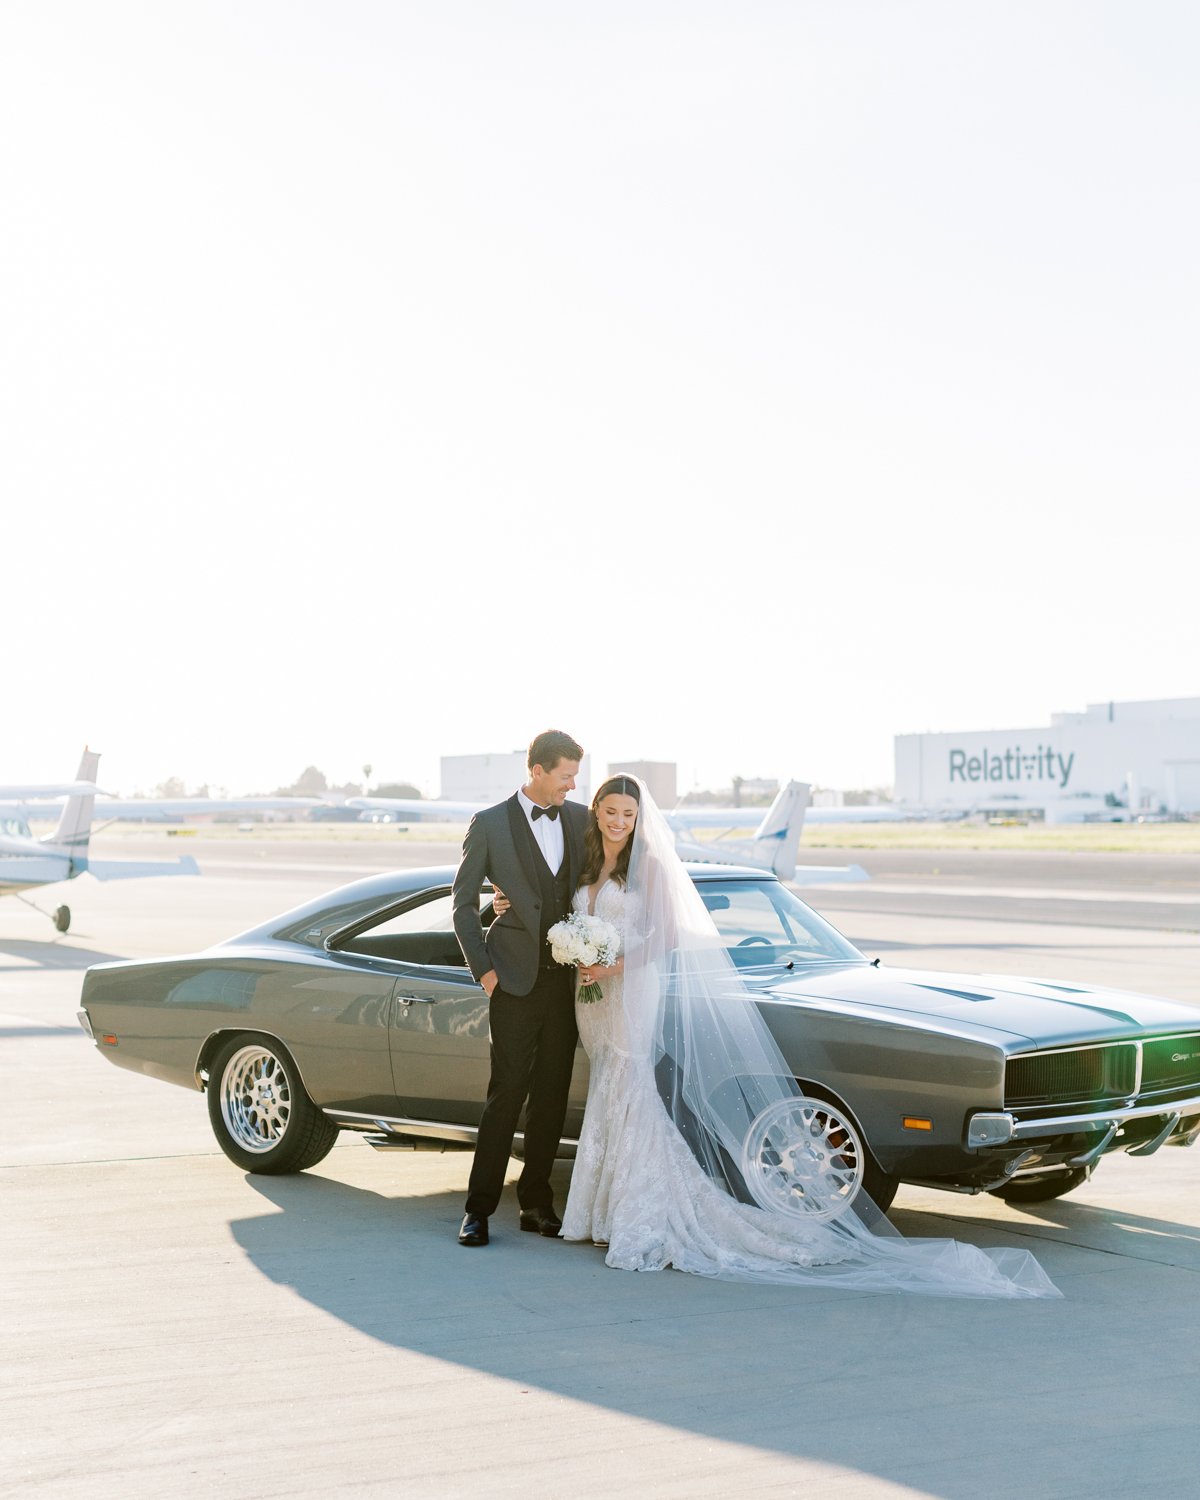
[228,1170,1200,1499]
[0,938,124,971]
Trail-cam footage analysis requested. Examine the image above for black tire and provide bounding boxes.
[54,905,71,933]
[989,1167,1090,1204]
[206,1032,339,1174]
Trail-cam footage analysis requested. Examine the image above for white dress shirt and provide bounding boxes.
[516,786,565,874]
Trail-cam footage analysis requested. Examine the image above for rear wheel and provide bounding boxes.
[989,1167,1090,1204]
[206,1033,339,1174]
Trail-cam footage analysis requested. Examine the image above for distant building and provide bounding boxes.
[440,751,591,805]
[607,760,677,807]
[895,697,1200,818]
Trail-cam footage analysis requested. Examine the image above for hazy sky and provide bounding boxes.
[4,2,1197,797]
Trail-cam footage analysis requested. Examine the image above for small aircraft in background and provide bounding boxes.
[348,779,867,885]
[0,750,199,932]
[5,758,870,895]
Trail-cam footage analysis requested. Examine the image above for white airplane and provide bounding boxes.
[0,750,199,932]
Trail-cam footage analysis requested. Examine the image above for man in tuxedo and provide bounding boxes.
[452,729,588,1246]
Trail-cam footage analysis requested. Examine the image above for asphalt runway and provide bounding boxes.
[3,836,1200,1498]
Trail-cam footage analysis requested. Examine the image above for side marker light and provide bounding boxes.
[101,1034,119,1047]
[903,1117,933,1131]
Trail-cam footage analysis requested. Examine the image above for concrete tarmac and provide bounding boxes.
[3,836,1200,1498]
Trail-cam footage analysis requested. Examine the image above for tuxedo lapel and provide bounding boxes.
[505,794,540,892]
[564,803,584,891]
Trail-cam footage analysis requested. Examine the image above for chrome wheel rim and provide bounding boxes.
[741,1097,865,1222]
[220,1045,293,1153]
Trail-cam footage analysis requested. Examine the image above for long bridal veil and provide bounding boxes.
[619,779,1060,1298]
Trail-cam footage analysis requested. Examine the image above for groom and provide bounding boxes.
[452,729,587,1247]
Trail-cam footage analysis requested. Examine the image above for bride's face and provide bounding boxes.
[596,794,639,848]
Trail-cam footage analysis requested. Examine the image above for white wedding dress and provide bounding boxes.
[560,875,1060,1297]
[563,879,867,1274]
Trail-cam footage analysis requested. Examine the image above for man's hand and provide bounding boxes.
[481,970,499,998]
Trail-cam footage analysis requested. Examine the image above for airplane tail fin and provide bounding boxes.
[752,780,811,878]
[44,748,100,863]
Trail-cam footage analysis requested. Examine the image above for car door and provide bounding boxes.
[334,886,588,1132]
[278,950,406,1114]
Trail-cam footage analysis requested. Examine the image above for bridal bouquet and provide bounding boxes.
[547,912,622,1003]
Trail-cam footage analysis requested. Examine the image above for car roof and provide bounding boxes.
[229,861,777,949]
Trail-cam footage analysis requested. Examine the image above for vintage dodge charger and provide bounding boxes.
[78,864,1200,1213]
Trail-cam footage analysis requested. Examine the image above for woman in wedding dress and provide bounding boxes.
[497,775,1059,1298]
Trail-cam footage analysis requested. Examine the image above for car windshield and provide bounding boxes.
[696,879,864,967]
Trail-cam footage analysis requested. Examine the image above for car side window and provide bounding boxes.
[335,889,491,967]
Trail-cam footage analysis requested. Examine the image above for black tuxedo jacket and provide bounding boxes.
[452,793,587,997]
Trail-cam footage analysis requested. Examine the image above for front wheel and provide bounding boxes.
[54,905,71,933]
[741,1089,900,1221]
[206,1033,339,1174]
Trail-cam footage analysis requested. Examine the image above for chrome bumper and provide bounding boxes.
[968,1091,1200,1150]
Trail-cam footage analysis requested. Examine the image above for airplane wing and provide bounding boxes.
[86,856,200,880]
[94,798,327,818]
[0,782,105,799]
[345,797,485,821]
[667,803,907,827]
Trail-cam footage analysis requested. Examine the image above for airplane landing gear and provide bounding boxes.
[13,892,73,933]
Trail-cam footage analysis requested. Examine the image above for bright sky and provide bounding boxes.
[4,2,1197,797]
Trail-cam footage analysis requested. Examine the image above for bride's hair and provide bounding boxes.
[578,776,641,889]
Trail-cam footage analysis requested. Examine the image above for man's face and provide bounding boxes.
[528,758,579,806]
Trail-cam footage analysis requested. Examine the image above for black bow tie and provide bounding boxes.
[531,804,559,822]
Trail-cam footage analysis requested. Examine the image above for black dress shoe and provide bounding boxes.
[519,1207,563,1237]
[458,1213,489,1246]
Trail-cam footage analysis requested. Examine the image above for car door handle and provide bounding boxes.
[396,993,436,1006]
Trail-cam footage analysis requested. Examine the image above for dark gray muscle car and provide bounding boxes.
[78,864,1200,1213]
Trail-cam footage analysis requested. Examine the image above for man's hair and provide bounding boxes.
[528,729,584,773]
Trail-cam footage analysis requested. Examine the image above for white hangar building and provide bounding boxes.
[895,697,1200,819]
[440,751,592,804]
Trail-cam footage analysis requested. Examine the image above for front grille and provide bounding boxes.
[1005,1045,1137,1108]
[1141,1035,1200,1095]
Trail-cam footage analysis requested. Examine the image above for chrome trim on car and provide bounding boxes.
[323,1109,581,1153]
[983,1090,1200,1140]
[1069,1123,1118,1166]
[76,1008,94,1039]
[967,1113,1015,1148]
[1126,1110,1182,1158]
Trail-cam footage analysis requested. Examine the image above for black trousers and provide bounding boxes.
[465,967,578,1217]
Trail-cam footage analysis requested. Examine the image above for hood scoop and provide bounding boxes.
[915,984,994,1003]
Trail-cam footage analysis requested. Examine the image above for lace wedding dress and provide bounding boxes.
[560,869,1059,1298]
[562,879,849,1273]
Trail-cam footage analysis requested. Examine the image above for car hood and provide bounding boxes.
[763,962,1200,1049]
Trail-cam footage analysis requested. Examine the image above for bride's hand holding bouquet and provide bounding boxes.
[548,911,622,1003]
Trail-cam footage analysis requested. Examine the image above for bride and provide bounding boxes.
[496,774,1059,1297]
